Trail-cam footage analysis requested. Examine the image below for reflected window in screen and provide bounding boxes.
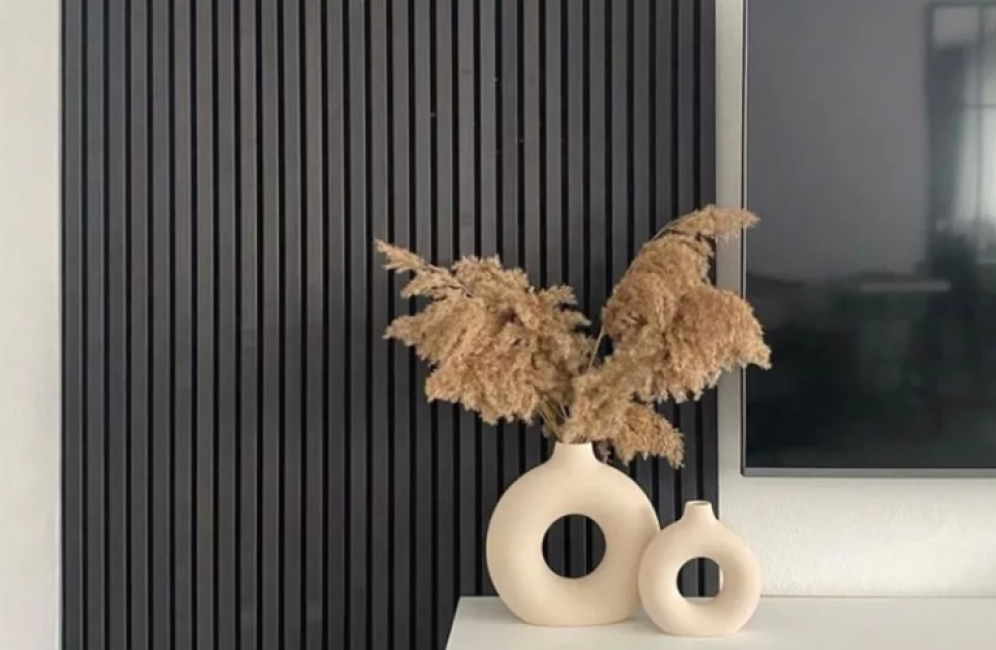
[745,0,996,471]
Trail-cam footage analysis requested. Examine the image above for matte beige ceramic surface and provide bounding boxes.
[486,442,659,626]
[639,500,761,637]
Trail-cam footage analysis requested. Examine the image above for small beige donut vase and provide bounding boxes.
[486,442,660,626]
[639,500,761,637]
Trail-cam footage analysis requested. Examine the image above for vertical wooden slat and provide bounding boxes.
[654,0,674,228]
[128,1,153,648]
[651,0,677,533]
[652,0,679,538]
[63,0,86,646]
[521,0,541,285]
[630,0,656,505]
[564,0,588,580]
[172,1,196,644]
[563,0,584,305]
[498,0,522,505]
[585,0,608,570]
[544,0,564,288]
[301,0,327,646]
[609,0,629,286]
[149,0,174,647]
[696,0,720,597]
[631,0,651,245]
[565,0,585,304]
[587,0,607,316]
[325,0,349,646]
[541,0,567,578]
[258,0,283,645]
[236,0,261,647]
[326,0,348,646]
[477,0,500,597]
[106,0,130,646]
[674,0,696,216]
[194,0,217,646]
[389,0,415,639]
[456,0,480,599]
[521,0,543,482]
[675,0,700,597]
[411,0,435,645]
[697,0,716,209]
[368,0,393,647]
[280,0,305,647]
[84,0,108,645]
[215,0,240,645]
[433,0,458,644]
[346,0,371,646]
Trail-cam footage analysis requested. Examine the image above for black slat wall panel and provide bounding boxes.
[62,1,718,648]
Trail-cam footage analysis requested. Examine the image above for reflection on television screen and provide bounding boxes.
[745,0,996,471]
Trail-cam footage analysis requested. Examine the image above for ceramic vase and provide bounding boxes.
[486,442,659,626]
[638,500,761,636]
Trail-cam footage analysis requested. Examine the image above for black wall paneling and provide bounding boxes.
[61,1,717,648]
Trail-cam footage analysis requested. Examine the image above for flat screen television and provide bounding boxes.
[737,0,996,475]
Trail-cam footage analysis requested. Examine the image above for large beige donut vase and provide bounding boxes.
[486,442,660,626]
[638,500,762,637]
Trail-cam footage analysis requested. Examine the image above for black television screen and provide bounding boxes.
[744,0,996,472]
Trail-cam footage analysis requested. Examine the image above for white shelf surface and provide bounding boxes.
[446,596,996,649]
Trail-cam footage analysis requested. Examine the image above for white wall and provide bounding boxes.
[717,0,996,596]
[0,0,61,647]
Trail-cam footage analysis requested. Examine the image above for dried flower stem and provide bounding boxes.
[651,213,693,241]
[586,328,606,371]
[536,399,563,437]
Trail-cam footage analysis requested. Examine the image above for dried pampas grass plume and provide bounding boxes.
[563,205,770,464]
[611,403,684,466]
[666,205,759,239]
[377,241,593,430]
[659,286,771,401]
[377,205,771,467]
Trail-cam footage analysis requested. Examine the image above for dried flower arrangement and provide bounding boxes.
[377,206,771,467]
